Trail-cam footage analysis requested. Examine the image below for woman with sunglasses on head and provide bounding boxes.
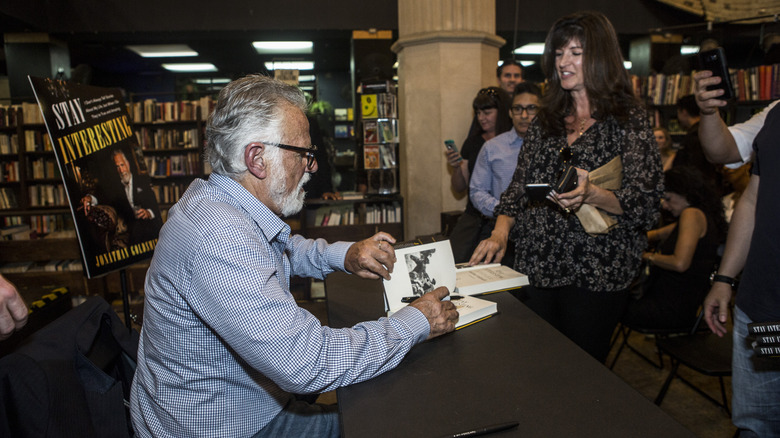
[447,86,512,263]
[470,11,663,363]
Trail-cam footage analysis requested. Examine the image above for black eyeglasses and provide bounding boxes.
[248,142,317,169]
[511,104,539,116]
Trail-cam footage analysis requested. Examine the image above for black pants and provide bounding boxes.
[512,284,629,363]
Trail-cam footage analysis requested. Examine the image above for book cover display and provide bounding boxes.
[360,85,399,195]
[28,77,163,278]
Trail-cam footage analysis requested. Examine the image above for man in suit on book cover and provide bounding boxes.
[130,74,458,438]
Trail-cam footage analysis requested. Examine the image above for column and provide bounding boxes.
[392,0,504,240]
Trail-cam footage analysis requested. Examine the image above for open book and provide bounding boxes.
[382,240,526,328]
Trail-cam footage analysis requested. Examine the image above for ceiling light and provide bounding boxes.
[298,75,316,82]
[252,41,313,55]
[519,61,535,67]
[162,63,218,72]
[264,61,315,71]
[127,44,198,58]
[513,43,545,55]
[300,85,314,91]
[680,45,700,55]
[194,78,231,84]
[624,61,633,70]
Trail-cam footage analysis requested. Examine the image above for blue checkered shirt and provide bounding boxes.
[130,173,429,437]
[470,129,524,218]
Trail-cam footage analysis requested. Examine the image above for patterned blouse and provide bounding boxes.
[495,104,663,292]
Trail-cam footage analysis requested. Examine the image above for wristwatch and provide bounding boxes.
[709,271,738,288]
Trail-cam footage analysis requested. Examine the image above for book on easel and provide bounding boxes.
[382,240,522,329]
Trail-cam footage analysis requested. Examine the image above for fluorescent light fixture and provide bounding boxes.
[514,43,545,55]
[127,44,198,58]
[300,85,314,91]
[623,60,633,70]
[264,61,314,71]
[519,60,535,67]
[298,75,316,82]
[194,78,231,84]
[681,45,699,55]
[162,63,218,72]
[252,41,313,55]
[393,61,399,69]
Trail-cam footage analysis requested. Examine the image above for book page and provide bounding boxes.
[383,240,456,313]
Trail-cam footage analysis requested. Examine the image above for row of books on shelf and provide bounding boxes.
[0,133,19,154]
[0,259,82,274]
[24,130,53,152]
[0,103,45,127]
[1,161,19,182]
[638,63,780,106]
[128,97,214,123]
[0,214,74,235]
[0,188,18,209]
[364,144,396,169]
[146,153,202,177]
[135,127,200,150]
[151,182,188,204]
[311,201,402,227]
[28,184,67,207]
[28,158,60,179]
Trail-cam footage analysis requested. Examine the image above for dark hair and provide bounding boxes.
[676,94,700,117]
[664,166,728,241]
[466,87,513,137]
[497,59,523,78]
[513,82,542,99]
[536,11,638,136]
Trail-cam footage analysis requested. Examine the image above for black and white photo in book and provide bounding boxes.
[383,240,455,314]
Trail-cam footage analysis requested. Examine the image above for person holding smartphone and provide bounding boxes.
[694,67,780,437]
[469,11,663,363]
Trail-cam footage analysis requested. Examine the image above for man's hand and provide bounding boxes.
[408,287,459,339]
[693,70,729,116]
[0,274,28,341]
[135,208,152,219]
[344,232,396,280]
[703,282,733,337]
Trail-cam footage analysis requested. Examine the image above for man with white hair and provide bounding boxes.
[130,75,458,438]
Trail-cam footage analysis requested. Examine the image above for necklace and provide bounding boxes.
[578,118,587,137]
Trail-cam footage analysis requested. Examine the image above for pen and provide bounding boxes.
[441,421,519,438]
[401,295,463,303]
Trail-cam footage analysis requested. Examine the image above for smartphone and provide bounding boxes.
[525,183,553,202]
[444,139,463,162]
[698,47,735,100]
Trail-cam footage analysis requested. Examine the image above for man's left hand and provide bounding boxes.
[344,232,396,280]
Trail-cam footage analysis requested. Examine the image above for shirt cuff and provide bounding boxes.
[389,305,430,343]
[324,241,353,271]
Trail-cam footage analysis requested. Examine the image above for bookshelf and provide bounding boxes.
[358,81,399,195]
[301,196,404,242]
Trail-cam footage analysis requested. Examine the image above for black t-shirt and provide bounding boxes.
[738,104,780,322]
[460,133,486,215]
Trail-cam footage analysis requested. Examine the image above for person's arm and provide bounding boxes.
[704,174,758,337]
[343,232,397,280]
[552,167,623,214]
[645,208,706,273]
[647,222,676,244]
[469,148,498,217]
[469,214,515,265]
[0,274,28,340]
[693,70,742,164]
[450,157,469,193]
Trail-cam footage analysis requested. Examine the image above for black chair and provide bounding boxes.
[609,322,692,370]
[654,311,732,415]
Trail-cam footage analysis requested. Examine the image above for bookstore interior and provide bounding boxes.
[0,2,779,435]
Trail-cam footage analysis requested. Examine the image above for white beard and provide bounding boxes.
[268,164,310,217]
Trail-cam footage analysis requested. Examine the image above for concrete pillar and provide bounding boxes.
[392,0,504,240]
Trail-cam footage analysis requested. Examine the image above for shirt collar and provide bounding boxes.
[208,173,291,245]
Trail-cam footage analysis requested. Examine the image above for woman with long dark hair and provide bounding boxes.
[623,166,727,328]
[447,86,512,263]
[470,11,663,362]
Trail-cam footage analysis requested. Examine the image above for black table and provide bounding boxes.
[325,272,695,438]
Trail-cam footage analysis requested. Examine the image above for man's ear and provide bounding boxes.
[245,143,268,179]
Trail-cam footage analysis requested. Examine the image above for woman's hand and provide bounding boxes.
[469,233,507,265]
[549,167,590,213]
[446,148,463,168]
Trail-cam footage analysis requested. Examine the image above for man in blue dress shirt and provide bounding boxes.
[130,75,458,438]
[469,82,541,262]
